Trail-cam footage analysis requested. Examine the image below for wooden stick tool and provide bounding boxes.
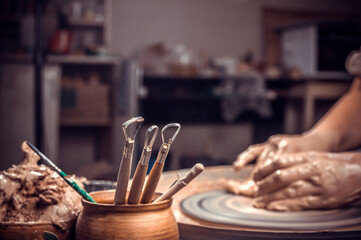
[128,125,159,204]
[153,163,204,203]
[140,123,181,204]
[114,116,144,205]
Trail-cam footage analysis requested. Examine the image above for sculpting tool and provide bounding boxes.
[140,123,181,203]
[114,116,144,205]
[128,125,159,204]
[153,163,204,203]
[25,141,96,203]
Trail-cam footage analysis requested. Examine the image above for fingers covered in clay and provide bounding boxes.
[253,180,321,209]
[232,133,320,174]
[253,154,309,181]
[253,152,361,211]
[231,130,360,212]
[233,144,265,171]
[258,196,325,211]
[230,144,277,197]
[256,163,316,196]
[226,179,258,197]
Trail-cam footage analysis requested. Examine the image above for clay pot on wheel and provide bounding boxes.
[76,189,179,240]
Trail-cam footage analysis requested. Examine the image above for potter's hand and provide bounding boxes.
[253,152,361,211]
[233,131,339,171]
[227,131,339,197]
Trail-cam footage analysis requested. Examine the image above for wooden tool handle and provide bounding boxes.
[114,155,132,204]
[154,163,204,203]
[128,163,148,204]
[114,141,134,205]
[140,161,164,203]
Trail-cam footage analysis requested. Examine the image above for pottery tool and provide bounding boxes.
[140,123,181,204]
[153,163,204,203]
[114,116,144,205]
[25,141,96,203]
[128,125,159,204]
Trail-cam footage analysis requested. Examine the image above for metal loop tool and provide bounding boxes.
[157,123,181,164]
[114,116,144,205]
[140,125,159,165]
[140,123,181,203]
[122,116,144,141]
[161,123,181,146]
[128,125,159,204]
[121,116,144,158]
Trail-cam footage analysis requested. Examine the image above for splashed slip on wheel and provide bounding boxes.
[181,190,361,231]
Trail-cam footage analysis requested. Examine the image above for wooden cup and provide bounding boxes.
[75,189,179,240]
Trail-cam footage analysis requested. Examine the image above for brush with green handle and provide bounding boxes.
[26,141,96,203]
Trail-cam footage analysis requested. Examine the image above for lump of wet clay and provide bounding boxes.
[0,142,83,230]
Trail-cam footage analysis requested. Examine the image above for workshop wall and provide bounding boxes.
[110,0,361,60]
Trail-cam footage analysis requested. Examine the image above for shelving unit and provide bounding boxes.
[0,0,124,176]
[47,0,125,177]
[58,62,117,125]
[141,75,223,124]
[47,54,119,65]
[48,54,120,129]
[67,18,104,27]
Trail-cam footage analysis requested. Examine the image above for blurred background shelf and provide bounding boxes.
[60,120,111,127]
[47,54,120,65]
[67,17,104,27]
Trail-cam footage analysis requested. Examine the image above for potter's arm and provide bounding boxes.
[309,77,361,152]
[228,78,361,197]
[241,79,361,210]
[232,78,361,171]
[235,76,361,167]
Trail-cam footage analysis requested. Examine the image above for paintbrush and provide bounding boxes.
[26,141,96,203]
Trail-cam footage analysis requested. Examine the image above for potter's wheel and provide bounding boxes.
[157,165,361,240]
[180,190,361,231]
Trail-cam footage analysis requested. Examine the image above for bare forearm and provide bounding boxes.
[310,77,361,151]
